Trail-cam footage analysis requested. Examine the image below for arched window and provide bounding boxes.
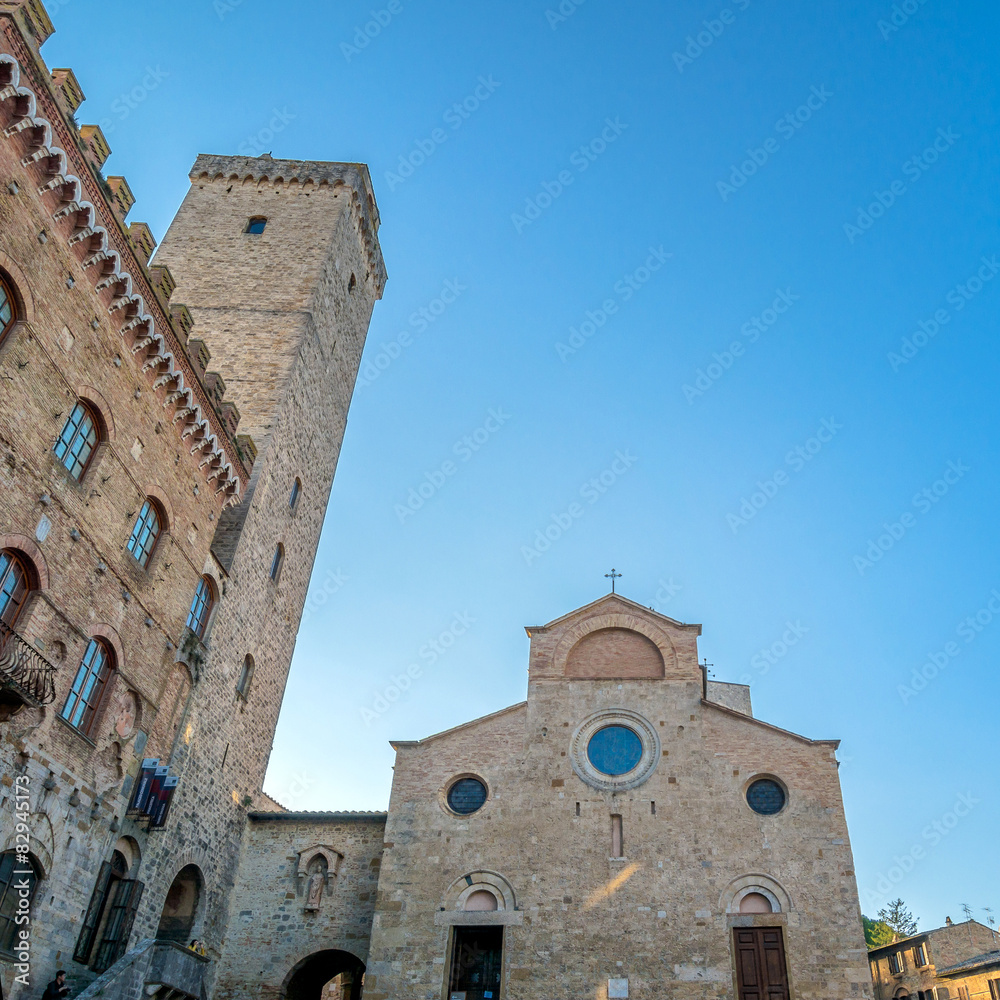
[0,549,32,627]
[54,400,101,480]
[185,576,215,638]
[61,638,114,735]
[244,217,267,235]
[269,543,284,582]
[0,274,17,346]
[289,477,301,510]
[236,655,254,699]
[127,499,163,568]
[0,851,39,955]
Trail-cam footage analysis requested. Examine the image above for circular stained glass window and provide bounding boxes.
[746,778,786,815]
[587,725,643,776]
[447,777,488,815]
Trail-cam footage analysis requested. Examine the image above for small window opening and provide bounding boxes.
[245,217,267,235]
[289,477,301,509]
[651,801,656,815]
[348,273,357,292]
[575,802,580,816]
[611,814,623,857]
[236,656,254,700]
[269,543,284,582]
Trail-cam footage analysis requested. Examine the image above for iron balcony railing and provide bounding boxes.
[0,619,57,706]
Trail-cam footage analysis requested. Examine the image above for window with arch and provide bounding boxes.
[0,549,32,627]
[127,499,163,568]
[289,477,301,510]
[245,216,267,234]
[0,273,17,346]
[185,575,215,638]
[236,655,254,699]
[61,638,114,735]
[54,400,101,480]
[269,543,284,582]
[0,851,39,956]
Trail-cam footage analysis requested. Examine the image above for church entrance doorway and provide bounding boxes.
[448,926,503,1000]
[733,927,790,1000]
[156,864,203,944]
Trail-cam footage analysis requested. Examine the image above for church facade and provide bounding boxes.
[213,595,874,1000]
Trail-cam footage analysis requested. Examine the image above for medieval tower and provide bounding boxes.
[0,2,386,996]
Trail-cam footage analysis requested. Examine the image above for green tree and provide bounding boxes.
[878,898,918,938]
[863,915,897,949]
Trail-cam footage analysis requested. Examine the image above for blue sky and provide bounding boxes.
[45,0,1000,931]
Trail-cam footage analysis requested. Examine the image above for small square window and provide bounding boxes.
[245,217,267,235]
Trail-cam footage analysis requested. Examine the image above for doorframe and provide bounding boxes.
[442,923,507,1000]
[728,913,797,1000]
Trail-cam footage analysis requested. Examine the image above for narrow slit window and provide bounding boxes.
[611,814,623,857]
[575,802,580,816]
[269,543,284,582]
[236,655,254,700]
[289,478,301,509]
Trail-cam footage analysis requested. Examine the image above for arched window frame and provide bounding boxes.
[53,399,103,481]
[236,655,254,700]
[0,851,40,957]
[269,543,284,583]
[126,498,165,569]
[0,548,33,628]
[185,575,216,639]
[0,273,17,347]
[61,637,115,736]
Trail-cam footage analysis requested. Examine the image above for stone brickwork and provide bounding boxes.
[212,813,387,1000]
[0,3,384,997]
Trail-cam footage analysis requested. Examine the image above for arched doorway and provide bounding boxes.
[284,950,366,1000]
[157,864,203,944]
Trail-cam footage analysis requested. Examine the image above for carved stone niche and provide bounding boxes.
[297,845,343,914]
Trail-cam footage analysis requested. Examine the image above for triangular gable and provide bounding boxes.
[526,592,701,636]
[390,701,527,750]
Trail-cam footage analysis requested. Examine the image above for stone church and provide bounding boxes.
[212,595,873,1000]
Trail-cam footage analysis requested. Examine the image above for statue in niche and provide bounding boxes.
[304,856,327,912]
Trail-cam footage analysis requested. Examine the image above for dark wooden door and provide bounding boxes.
[734,927,790,1000]
[449,927,503,1000]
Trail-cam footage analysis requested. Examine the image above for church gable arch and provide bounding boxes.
[565,626,665,678]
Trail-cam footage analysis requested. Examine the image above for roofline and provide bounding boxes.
[525,592,702,636]
[867,921,996,956]
[247,811,387,822]
[701,699,840,748]
[391,701,527,750]
[937,951,1000,976]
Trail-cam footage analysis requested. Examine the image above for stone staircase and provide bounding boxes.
[73,939,208,1000]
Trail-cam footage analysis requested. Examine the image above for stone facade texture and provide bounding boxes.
[0,3,384,998]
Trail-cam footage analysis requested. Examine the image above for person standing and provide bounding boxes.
[41,971,69,1000]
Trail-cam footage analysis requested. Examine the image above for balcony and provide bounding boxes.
[0,619,56,719]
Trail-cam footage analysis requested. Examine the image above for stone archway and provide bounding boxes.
[157,864,203,944]
[283,949,366,1000]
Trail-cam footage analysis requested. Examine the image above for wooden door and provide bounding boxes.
[734,927,790,1000]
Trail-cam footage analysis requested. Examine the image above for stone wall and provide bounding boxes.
[212,813,387,1000]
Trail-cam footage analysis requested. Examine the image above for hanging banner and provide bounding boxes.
[126,759,160,817]
[148,776,179,829]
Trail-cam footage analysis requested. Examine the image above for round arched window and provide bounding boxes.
[446,777,488,815]
[746,778,786,815]
[0,274,17,345]
[586,725,643,776]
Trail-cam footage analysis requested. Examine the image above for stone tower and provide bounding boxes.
[128,155,386,967]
